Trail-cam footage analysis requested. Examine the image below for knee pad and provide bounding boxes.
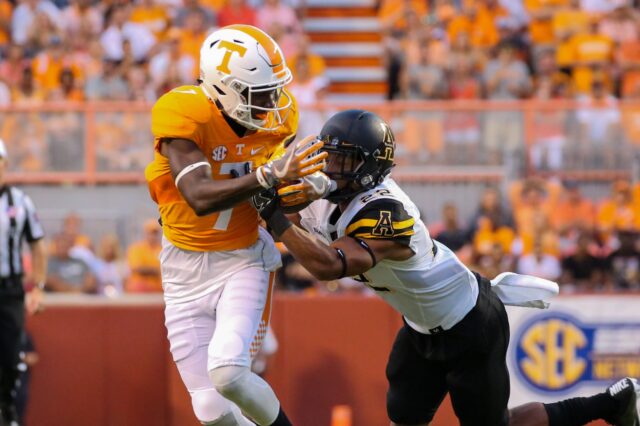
[209,365,280,425]
[191,388,232,424]
[209,365,250,401]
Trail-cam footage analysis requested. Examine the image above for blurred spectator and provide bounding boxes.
[467,187,514,237]
[472,215,515,257]
[524,0,563,48]
[49,67,84,101]
[256,0,301,37]
[381,4,424,100]
[473,241,515,279]
[444,57,482,163]
[569,18,615,95]
[598,5,638,44]
[484,41,532,100]
[127,65,155,102]
[95,234,128,297]
[32,36,81,95]
[60,0,103,39]
[85,59,129,101]
[217,0,256,27]
[288,56,328,137]
[149,28,196,94]
[576,79,622,168]
[530,49,571,170]
[46,232,97,293]
[287,35,325,81]
[448,30,484,78]
[401,42,448,99]
[552,0,589,43]
[174,0,216,29]
[100,4,156,62]
[177,9,210,66]
[551,181,596,234]
[597,180,640,240]
[482,41,531,163]
[510,178,558,236]
[447,0,508,51]
[378,0,427,33]
[12,66,46,106]
[560,232,605,291]
[130,0,169,37]
[11,0,62,46]
[61,212,91,247]
[0,44,29,88]
[72,38,104,84]
[431,202,468,252]
[126,219,162,293]
[603,230,640,290]
[516,238,562,281]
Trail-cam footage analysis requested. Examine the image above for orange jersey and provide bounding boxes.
[145,85,298,252]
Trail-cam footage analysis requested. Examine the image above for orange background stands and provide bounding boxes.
[24,295,606,426]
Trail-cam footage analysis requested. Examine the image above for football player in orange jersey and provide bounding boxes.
[145,25,330,426]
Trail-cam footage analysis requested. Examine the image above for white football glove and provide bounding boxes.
[256,135,328,189]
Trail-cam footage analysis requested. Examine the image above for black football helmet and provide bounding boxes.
[318,109,395,203]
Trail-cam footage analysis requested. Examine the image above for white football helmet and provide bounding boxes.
[199,24,293,131]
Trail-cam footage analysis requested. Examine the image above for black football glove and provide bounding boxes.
[250,188,292,236]
[250,188,279,221]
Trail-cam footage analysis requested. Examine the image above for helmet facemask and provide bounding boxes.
[320,136,380,204]
[217,70,292,131]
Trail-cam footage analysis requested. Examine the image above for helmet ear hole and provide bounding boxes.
[360,175,374,188]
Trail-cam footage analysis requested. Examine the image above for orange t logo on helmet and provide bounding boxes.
[216,40,247,74]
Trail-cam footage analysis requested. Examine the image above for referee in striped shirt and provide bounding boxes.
[0,139,46,426]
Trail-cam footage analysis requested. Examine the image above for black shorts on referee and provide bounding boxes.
[385,273,511,426]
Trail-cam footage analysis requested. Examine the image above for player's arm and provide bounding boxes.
[278,227,411,281]
[160,135,326,216]
[253,193,413,280]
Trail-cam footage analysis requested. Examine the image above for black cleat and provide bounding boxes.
[605,377,640,426]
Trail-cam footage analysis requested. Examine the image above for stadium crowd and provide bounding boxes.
[1,0,640,104]
[23,177,640,297]
[0,0,322,105]
[382,0,640,101]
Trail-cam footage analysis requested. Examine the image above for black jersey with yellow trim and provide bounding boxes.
[345,199,415,246]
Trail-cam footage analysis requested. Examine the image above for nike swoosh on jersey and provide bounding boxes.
[251,146,264,155]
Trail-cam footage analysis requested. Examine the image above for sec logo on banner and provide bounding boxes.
[514,312,640,393]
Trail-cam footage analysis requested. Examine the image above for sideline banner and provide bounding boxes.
[507,295,640,406]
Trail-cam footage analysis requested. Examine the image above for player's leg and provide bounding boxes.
[386,324,448,426]
[208,268,291,426]
[509,377,640,426]
[445,276,510,426]
[165,293,252,425]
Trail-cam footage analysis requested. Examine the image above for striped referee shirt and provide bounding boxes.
[0,185,44,278]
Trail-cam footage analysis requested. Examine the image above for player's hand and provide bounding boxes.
[25,287,44,315]
[256,135,328,189]
[250,187,280,221]
[250,188,293,236]
[277,171,334,207]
